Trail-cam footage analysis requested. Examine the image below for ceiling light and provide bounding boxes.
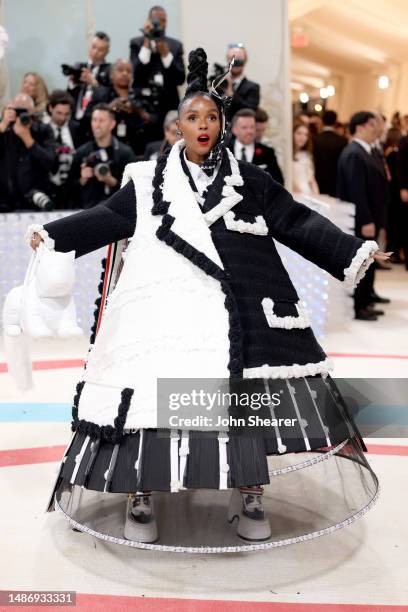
[326,85,335,96]
[314,103,323,112]
[378,75,389,90]
[299,92,309,103]
[320,87,328,99]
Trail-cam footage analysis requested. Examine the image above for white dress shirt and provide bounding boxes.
[49,120,74,150]
[234,139,255,162]
[138,41,174,69]
[183,149,220,206]
[353,138,371,155]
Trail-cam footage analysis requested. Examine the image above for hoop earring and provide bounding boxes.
[176,129,182,136]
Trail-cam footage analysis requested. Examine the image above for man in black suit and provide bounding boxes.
[43,90,82,208]
[129,5,185,127]
[227,108,283,184]
[337,111,389,320]
[314,110,347,196]
[223,43,260,122]
[66,32,112,127]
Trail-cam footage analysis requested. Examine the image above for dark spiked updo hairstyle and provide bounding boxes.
[179,47,223,113]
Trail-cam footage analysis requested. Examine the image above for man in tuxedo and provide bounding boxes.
[66,32,112,133]
[224,44,260,122]
[129,5,185,126]
[43,90,82,208]
[314,110,347,196]
[337,111,389,320]
[228,108,283,184]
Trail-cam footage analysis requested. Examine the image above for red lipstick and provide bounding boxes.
[197,133,210,145]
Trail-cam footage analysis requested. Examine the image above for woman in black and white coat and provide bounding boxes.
[28,49,388,548]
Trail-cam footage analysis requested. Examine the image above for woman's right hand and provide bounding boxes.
[30,232,43,250]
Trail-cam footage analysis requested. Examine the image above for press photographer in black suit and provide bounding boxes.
[223,43,260,122]
[129,5,185,123]
[43,90,82,208]
[337,111,390,320]
[227,109,283,185]
[64,31,112,141]
[0,93,56,212]
[86,59,158,156]
[69,104,136,209]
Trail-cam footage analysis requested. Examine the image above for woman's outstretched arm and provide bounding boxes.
[262,174,391,289]
[28,181,137,258]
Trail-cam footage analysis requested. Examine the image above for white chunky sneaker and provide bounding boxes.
[124,494,158,543]
[227,488,271,541]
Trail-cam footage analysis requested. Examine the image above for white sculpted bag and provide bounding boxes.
[2,241,82,390]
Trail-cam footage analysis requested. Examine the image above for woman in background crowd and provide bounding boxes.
[20,72,49,115]
[292,119,319,194]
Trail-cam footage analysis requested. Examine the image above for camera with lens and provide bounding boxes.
[11,107,31,126]
[25,190,55,211]
[208,63,228,93]
[84,150,111,177]
[61,63,86,85]
[141,17,164,40]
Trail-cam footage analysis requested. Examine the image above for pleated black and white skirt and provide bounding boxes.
[50,374,375,494]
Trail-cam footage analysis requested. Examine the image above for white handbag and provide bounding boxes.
[35,242,76,298]
[2,241,82,391]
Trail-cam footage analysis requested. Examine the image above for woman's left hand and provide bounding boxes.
[373,251,393,262]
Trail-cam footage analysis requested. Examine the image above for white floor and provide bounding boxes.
[0,266,407,611]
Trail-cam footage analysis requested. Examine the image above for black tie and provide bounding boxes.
[241,146,247,162]
[56,127,63,144]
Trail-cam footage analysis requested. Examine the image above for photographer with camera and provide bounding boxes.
[86,59,158,156]
[222,43,260,122]
[69,103,136,209]
[129,5,185,126]
[43,90,82,208]
[0,93,56,212]
[63,31,111,141]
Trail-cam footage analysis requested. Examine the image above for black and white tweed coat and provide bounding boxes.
[37,140,378,442]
